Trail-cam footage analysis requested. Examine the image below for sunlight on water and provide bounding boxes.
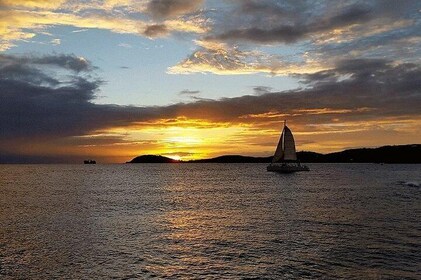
[0,164,420,279]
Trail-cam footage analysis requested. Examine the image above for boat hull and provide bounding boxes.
[267,163,310,173]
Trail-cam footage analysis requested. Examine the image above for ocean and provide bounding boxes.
[0,163,420,279]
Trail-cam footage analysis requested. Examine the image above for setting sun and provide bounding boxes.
[166,155,181,161]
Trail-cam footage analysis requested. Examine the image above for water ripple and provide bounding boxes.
[0,163,420,279]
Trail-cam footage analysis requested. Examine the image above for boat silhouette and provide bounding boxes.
[267,121,309,173]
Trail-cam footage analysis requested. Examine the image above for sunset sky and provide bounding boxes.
[1,0,421,163]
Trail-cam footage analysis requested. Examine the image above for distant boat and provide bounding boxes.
[84,160,96,164]
[267,121,309,173]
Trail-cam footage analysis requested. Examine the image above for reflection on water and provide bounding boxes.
[0,163,420,279]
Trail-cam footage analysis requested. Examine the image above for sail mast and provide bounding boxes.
[282,120,286,156]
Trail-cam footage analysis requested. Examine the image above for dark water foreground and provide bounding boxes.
[0,164,420,279]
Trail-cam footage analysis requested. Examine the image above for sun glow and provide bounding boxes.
[166,136,202,145]
[18,114,420,163]
[93,122,266,161]
[166,155,182,161]
[4,116,420,163]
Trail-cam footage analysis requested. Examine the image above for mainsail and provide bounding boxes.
[272,123,297,163]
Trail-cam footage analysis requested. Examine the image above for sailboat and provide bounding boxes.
[267,121,310,173]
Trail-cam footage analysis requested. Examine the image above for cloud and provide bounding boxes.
[146,0,204,19]
[71,29,89,33]
[160,59,421,128]
[0,9,145,51]
[1,54,420,139]
[0,54,126,140]
[143,24,169,38]
[2,0,419,79]
[169,40,325,75]
[0,1,207,51]
[2,2,420,162]
[0,0,66,9]
[207,3,373,44]
[253,86,272,95]
[0,53,93,72]
[170,1,421,75]
[1,54,420,162]
[50,38,61,45]
[179,89,200,95]
[117,43,132,48]
[238,0,289,16]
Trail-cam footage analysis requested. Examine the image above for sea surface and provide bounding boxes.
[0,163,420,279]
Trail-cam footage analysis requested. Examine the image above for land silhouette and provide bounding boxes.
[127,144,421,164]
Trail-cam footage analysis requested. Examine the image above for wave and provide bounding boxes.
[397,181,420,188]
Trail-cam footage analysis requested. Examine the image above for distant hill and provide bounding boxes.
[190,155,272,163]
[295,151,323,162]
[316,144,421,163]
[127,144,421,164]
[127,155,180,163]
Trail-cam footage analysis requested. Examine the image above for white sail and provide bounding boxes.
[282,126,297,161]
[272,124,297,162]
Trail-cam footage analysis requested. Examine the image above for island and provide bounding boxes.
[126,144,421,164]
[127,155,180,163]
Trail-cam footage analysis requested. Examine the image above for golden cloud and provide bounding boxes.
[0,0,67,9]
[0,1,207,51]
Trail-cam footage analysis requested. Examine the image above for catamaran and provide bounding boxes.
[267,121,309,173]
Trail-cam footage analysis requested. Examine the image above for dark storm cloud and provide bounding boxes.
[301,59,390,84]
[143,24,169,38]
[0,54,92,72]
[0,54,153,140]
[253,86,272,95]
[146,0,204,19]
[239,0,289,16]
[209,4,373,44]
[31,54,93,72]
[164,58,421,124]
